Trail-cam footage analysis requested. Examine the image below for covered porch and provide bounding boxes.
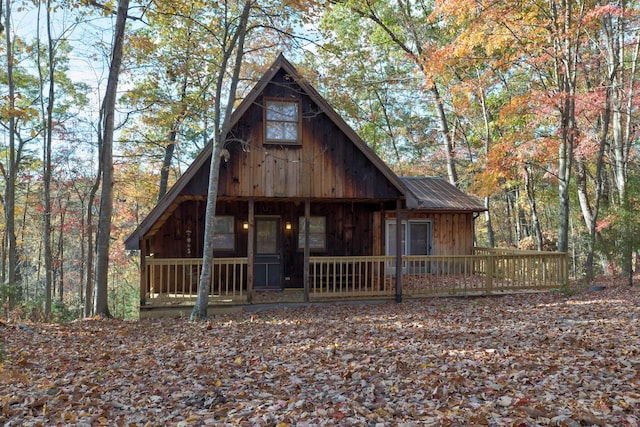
[140,248,568,317]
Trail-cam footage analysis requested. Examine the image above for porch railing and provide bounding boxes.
[309,249,567,299]
[401,248,567,296]
[142,249,567,306]
[144,257,247,306]
[308,256,395,299]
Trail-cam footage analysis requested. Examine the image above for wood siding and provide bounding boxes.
[382,211,475,256]
[146,199,383,288]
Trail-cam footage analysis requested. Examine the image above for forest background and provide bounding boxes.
[1,0,639,320]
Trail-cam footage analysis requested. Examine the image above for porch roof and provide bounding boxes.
[401,177,487,212]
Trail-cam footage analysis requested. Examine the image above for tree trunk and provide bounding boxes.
[94,0,129,318]
[84,174,100,317]
[4,0,19,307]
[57,206,65,302]
[429,83,458,186]
[504,190,514,246]
[553,0,579,255]
[578,86,608,281]
[158,78,189,201]
[35,0,55,315]
[191,0,251,320]
[478,85,494,247]
[524,165,542,251]
[158,135,177,201]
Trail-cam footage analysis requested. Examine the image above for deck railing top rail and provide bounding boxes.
[473,247,567,256]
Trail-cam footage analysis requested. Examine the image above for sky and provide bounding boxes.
[8,3,132,165]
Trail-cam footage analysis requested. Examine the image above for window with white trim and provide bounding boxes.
[385,220,432,256]
[265,99,300,144]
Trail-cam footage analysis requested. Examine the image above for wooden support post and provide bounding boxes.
[139,239,147,306]
[395,200,402,303]
[247,198,255,303]
[303,199,310,303]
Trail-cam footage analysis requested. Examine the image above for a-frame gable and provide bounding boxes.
[125,54,413,250]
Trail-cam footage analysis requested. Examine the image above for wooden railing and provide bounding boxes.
[471,247,568,292]
[144,257,247,306]
[142,249,567,307]
[401,248,567,297]
[308,256,395,299]
[310,249,568,298]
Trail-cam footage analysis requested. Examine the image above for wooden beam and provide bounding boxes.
[140,239,148,307]
[303,199,310,303]
[395,200,402,303]
[247,198,255,303]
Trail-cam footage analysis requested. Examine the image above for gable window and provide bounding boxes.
[212,216,235,251]
[298,216,326,251]
[265,99,300,144]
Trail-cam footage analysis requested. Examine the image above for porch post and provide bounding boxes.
[247,198,255,303]
[303,198,310,303]
[139,239,147,306]
[395,200,403,303]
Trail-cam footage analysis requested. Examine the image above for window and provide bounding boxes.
[386,220,433,274]
[298,217,326,251]
[212,216,235,251]
[386,220,432,256]
[265,99,300,144]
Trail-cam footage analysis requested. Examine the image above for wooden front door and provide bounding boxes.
[254,216,281,288]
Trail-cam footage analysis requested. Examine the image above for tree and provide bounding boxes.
[191,0,252,321]
[35,0,55,316]
[2,0,18,307]
[1,0,43,306]
[327,0,460,186]
[310,9,429,168]
[598,2,640,284]
[123,9,214,202]
[94,0,130,318]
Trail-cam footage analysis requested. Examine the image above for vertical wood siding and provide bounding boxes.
[207,69,401,201]
[385,211,475,256]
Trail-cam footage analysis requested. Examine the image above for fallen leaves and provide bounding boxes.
[1,281,639,426]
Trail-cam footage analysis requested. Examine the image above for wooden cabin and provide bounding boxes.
[125,55,567,317]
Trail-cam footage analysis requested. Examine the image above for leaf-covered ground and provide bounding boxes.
[2,282,640,426]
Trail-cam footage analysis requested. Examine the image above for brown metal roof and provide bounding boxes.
[400,177,487,212]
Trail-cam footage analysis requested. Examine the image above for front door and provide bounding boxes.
[254,216,281,288]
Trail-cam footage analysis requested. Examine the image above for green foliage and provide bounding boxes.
[595,181,640,277]
[313,1,441,172]
[109,276,140,320]
[52,299,83,323]
[0,284,17,308]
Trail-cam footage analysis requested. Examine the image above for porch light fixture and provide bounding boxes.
[242,221,249,230]
[285,221,292,230]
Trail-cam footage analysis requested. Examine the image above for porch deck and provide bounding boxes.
[140,248,568,316]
